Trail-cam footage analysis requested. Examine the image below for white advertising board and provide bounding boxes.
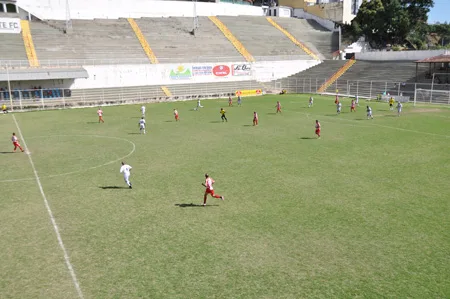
[0,18,21,34]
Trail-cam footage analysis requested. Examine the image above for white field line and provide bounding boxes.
[12,115,84,299]
[0,134,136,183]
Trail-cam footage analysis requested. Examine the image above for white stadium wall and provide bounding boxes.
[355,50,449,61]
[17,0,265,20]
[65,60,320,90]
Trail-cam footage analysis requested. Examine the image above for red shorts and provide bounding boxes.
[315,129,320,134]
[175,115,179,120]
[13,142,20,147]
[205,188,215,195]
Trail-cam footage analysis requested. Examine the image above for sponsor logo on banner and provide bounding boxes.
[213,65,230,77]
[170,65,192,80]
[235,89,262,96]
[192,65,213,76]
[0,18,21,34]
[232,64,252,76]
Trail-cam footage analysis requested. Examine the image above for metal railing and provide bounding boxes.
[275,77,450,104]
[0,55,313,69]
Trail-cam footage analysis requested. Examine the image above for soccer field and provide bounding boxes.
[0,94,449,298]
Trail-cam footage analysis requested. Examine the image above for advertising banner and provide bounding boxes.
[0,18,21,34]
[192,65,212,76]
[235,89,262,97]
[169,65,192,80]
[212,65,231,77]
[232,64,252,76]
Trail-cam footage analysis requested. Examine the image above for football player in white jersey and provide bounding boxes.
[139,117,146,134]
[120,162,132,189]
[202,173,224,206]
[141,105,146,117]
[397,101,402,117]
[366,106,373,119]
[337,102,342,114]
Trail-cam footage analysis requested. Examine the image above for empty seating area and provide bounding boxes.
[218,16,312,59]
[0,33,27,62]
[30,19,148,64]
[273,18,339,59]
[277,60,346,93]
[135,17,241,63]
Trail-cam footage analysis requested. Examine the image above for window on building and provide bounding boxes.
[0,5,5,13]
[6,4,17,13]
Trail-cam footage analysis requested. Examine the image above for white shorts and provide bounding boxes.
[398,109,402,113]
[367,112,372,116]
[140,125,145,129]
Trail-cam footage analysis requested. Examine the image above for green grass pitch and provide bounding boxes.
[0,94,449,298]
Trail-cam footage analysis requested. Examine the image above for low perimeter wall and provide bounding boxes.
[355,50,449,61]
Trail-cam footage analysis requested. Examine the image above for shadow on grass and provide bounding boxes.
[128,133,141,135]
[300,137,316,140]
[164,120,173,122]
[86,122,100,124]
[99,186,129,189]
[0,151,15,154]
[267,112,277,115]
[175,203,218,208]
[384,115,398,117]
[210,121,222,123]
[243,124,253,127]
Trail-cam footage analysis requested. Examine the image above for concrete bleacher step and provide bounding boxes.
[272,17,338,59]
[0,34,28,61]
[218,16,311,59]
[30,19,148,63]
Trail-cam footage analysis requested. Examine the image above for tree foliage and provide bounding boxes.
[345,0,435,49]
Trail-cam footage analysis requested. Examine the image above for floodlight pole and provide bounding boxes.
[65,0,72,33]
[430,73,435,103]
[6,64,13,111]
[193,0,199,36]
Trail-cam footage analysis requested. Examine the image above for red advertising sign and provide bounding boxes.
[213,65,230,77]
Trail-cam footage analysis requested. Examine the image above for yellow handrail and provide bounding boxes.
[317,58,356,93]
[208,16,255,62]
[266,17,319,61]
[20,20,40,67]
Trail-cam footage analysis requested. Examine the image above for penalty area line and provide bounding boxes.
[12,115,84,299]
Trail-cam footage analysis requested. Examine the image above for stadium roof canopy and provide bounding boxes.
[416,54,450,63]
[0,67,88,81]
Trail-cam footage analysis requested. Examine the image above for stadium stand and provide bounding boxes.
[218,16,313,59]
[70,80,264,103]
[278,60,347,92]
[0,33,28,61]
[135,17,242,63]
[30,19,149,63]
[272,18,339,60]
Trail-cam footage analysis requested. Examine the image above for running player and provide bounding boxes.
[389,97,395,111]
[228,96,233,107]
[350,99,356,112]
[308,96,313,108]
[119,162,132,189]
[367,105,374,119]
[97,107,104,123]
[141,105,146,117]
[237,95,242,106]
[220,108,227,122]
[174,109,179,121]
[337,101,342,114]
[397,101,402,117]
[139,117,146,134]
[335,95,339,104]
[315,120,321,139]
[253,111,258,126]
[2,103,8,114]
[202,173,224,206]
[11,133,24,152]
[276,101,282,113]
[194,99,203,111]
